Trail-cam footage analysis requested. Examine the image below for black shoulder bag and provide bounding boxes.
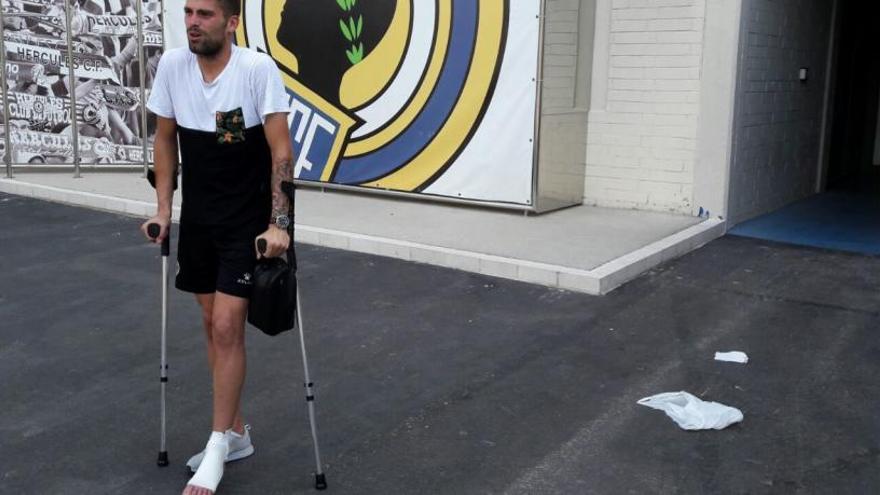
[248,181,297,336]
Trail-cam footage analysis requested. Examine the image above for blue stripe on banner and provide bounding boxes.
[333,0,477,184]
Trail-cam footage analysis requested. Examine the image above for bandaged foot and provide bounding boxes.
[187,425,254,473]
[183,431,229,494]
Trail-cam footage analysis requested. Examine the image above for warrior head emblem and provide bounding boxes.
[277,0,396,106]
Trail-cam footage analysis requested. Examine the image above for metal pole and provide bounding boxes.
[63,0,82,178]
[161,0,166,52]
[147,221,171,467]
[135,0,149,177]
[295,288,327,490]
[530,0,547,211]
[0,4,14,177]
[158,245,169,466]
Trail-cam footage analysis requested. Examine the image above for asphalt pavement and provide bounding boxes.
[1,192,878,494]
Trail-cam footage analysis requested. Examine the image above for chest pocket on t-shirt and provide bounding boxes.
[215,107,246,145]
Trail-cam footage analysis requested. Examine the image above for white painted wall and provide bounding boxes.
[692,0,742,221]
[727,0,835,224]
[586,0,709,214]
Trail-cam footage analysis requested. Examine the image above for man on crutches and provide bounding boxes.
[140,1,297,493]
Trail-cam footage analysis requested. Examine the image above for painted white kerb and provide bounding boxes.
[0,178,724,295]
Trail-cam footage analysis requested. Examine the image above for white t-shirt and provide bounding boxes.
[146,45,290,131]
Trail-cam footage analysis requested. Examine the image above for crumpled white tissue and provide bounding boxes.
[714,351,749,363]
[637,391,743,430]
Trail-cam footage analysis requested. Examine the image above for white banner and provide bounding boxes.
[164,0,540,206]
[8,128,152,164]
[7,93,72,127]
[5,41,121,83]
[424,1,540,205]
[72,12,162,37]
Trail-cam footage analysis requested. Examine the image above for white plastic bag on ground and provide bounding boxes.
[715,351,749,363]
[637,391,743,430]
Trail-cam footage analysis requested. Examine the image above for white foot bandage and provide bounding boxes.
[186,431,229,493]
[186,425,255,472]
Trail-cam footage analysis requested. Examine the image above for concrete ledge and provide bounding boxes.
[296,219,724,295]
[1,178,725,295]
[590,218,726,293]
[0,178,182,221]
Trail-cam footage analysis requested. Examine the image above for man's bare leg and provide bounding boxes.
[207,291,248,432]
[184,292,249,495]
[195,293,245,434]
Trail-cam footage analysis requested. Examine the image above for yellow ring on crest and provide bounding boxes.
[340,0,411,110]
[366,0,505,190]
[343,0,451,158]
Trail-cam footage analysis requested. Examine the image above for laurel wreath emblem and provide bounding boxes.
[336,0,364,65]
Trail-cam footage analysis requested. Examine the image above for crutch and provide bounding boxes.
[296,289,327,490]
[146,168,176,467]
[147,221,170,467]
[257,182,327,490]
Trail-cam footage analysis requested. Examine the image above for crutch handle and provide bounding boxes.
[257,238,267,255]
[147,223,170,256]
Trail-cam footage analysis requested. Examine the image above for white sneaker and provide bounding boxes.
[186,425,254,472]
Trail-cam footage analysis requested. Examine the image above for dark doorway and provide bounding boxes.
[729,1,880,255]
[825,1,880,194]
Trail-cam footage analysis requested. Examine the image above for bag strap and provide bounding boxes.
[281,181,297,270]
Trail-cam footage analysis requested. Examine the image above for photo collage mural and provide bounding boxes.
[0,0,162,165]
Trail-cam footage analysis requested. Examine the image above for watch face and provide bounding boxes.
[275,215,290,228]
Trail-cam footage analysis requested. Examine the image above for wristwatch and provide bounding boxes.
[272,214,291,229]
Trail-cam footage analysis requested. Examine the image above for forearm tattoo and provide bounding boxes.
[271,157,293,219]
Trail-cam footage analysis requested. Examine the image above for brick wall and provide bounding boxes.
[586,0,707,213]
[728,0,833,223]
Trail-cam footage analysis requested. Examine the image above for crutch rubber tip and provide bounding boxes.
[315,473,327,490]
[157,451,169,467]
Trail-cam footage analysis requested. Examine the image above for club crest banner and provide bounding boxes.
[186,0,541,205]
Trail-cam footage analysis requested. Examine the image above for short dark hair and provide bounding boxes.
[216,0,241,18]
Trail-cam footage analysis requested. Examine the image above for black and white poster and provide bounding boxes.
[2,0,76,164]
[140,0,162,148]
[1,0,162,165]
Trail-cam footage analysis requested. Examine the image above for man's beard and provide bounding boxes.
[188,35,223,56]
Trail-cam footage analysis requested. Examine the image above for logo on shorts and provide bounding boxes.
[237,272,253,285]
[234,0,507,191]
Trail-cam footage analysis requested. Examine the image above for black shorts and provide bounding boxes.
[175,222,263,299]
